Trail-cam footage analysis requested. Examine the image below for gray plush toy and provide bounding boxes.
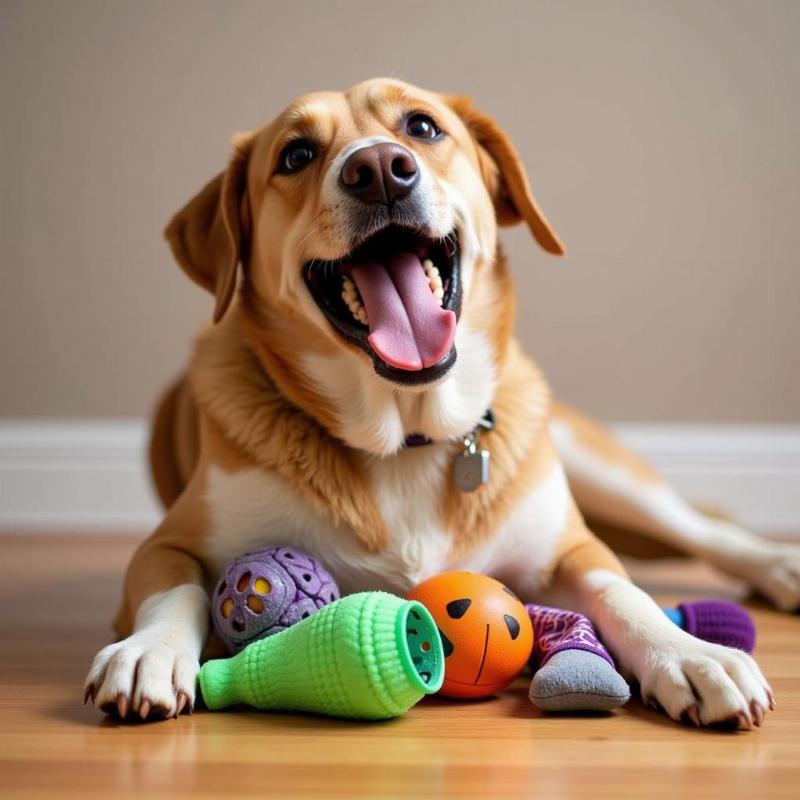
[526,604,630,712]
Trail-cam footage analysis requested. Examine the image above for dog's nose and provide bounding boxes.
[340,143,419,205]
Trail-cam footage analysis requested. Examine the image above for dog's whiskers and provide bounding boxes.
[293,212,326,257]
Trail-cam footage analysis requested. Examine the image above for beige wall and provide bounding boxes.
[1,0,797,422]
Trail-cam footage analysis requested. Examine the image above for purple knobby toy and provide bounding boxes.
[212,546,340,653]
[673,599,756,654]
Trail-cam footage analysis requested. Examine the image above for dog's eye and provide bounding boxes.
[278,140,317,174]
[406,113,441,140]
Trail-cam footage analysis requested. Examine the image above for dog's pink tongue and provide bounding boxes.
[349,253,456,371]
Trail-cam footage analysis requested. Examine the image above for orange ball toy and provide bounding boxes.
[407,572,533,698]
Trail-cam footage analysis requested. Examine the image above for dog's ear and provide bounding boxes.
[446,96,564,255]
[164,134,254,322]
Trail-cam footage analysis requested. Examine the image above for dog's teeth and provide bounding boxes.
[341,275,368,325]
[421,259,444,307]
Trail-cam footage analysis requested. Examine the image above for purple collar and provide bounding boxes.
[403,432,434,448]
[403,408,495,449]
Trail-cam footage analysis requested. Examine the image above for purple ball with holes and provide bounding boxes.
[212,546,340,654]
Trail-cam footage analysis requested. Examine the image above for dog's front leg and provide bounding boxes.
[553,533,774,729]
[84,488,209,721]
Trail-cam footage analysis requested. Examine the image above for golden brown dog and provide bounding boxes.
[85,78,798,728]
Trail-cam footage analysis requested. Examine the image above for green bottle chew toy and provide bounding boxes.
[198,591,444,719]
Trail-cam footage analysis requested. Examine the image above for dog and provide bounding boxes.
[85,78,798,728]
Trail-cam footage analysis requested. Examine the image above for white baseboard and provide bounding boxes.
[1,420,798,537]
[610,424,800,538]
[0,420,161,531]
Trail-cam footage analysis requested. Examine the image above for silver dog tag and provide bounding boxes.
[453,434,490,492]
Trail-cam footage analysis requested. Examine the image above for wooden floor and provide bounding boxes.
[0,534,798,799]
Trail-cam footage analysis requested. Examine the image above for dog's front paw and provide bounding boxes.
[84,633,199,721]
[639,634,773,730]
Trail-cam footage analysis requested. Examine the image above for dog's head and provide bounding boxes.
[166,78,562,452]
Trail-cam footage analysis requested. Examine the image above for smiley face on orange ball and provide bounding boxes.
[407,572,534,698]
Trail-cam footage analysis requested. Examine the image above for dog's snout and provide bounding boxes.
[340,143,419,205]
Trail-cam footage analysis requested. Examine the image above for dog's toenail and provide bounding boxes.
[175,691,189,717]
[116,693,129,719]
[680,706,700,727]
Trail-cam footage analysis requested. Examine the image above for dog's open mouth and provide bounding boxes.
[304,225,461,384]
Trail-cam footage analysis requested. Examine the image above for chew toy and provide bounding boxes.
[407,572,534,698]
[199,591,444,719]
[662,600,756,653]
[212,546,340,653]
[526,604,630,712]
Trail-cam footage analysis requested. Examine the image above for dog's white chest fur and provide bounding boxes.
[205,444,570,599]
